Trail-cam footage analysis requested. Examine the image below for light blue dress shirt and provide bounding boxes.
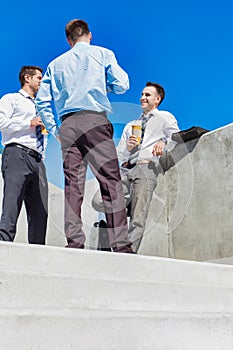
[35,42,129,137]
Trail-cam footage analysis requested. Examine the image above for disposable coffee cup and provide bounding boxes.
[41,125,48,135]
[132,124,142,144]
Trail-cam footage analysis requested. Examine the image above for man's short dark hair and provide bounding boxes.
[19,66,43,87]
[146,82,165,106]
[65,19,90,43]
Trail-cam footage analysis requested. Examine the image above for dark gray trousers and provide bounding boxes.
[59,111,131,252]
[0,145,48,243]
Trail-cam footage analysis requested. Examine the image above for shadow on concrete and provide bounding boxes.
[157,138,201,173]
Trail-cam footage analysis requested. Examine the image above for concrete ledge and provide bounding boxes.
[0,242,233,349]
[139,123,233,261]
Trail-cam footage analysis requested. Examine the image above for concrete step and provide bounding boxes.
[0,242,233,349]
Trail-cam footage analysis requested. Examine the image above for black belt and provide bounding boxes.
[121,160,152,169]
[62,110,106,122]
[121,161,136,169]
[5,143,42,161]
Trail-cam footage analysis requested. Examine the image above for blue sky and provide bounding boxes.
[1,0,233,187]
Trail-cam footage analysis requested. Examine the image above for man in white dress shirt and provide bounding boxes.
[0,66,48,244]
[92,82,180,252]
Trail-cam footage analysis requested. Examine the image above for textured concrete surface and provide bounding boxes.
[0,242,233,350]
[139,123,233,261]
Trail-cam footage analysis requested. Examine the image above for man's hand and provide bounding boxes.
[30,117,44,128]
[127,135,139,152]
[152,140,166,156]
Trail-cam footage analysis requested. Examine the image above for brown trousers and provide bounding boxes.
[59,111,131,252]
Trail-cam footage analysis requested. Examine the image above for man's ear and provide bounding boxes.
[24,74,31,83]
[89,32,92,41]
[156,95,162,105]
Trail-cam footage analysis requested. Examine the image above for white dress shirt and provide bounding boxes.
[117,108,180,165]
[0,89,39,151]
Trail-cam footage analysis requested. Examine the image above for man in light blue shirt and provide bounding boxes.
[36,19,133,253]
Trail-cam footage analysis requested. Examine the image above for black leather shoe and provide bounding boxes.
[96,220,111,252]
[113,245,135,254]
[65,242,84,249]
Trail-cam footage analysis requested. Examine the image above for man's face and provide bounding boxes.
[140,86,161,113]
[28,70,42,94]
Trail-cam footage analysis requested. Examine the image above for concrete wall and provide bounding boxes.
[139,123,233,261]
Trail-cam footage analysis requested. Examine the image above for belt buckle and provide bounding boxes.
[29,148,41,161]
[121,161,135,170]
[136,160,150,165]
[28,149,35,157]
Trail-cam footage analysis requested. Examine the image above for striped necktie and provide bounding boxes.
[27,96,44,153]
[36,124,44,153]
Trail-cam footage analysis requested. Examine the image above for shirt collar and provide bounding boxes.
[73,41,90,49]
[143,108,158,117]
[19,88,35,101]
[140,108,158,120]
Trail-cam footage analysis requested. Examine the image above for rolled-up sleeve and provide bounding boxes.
[164,114,180,151]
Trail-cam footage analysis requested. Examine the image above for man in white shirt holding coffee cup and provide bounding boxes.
[93,82,179,253]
